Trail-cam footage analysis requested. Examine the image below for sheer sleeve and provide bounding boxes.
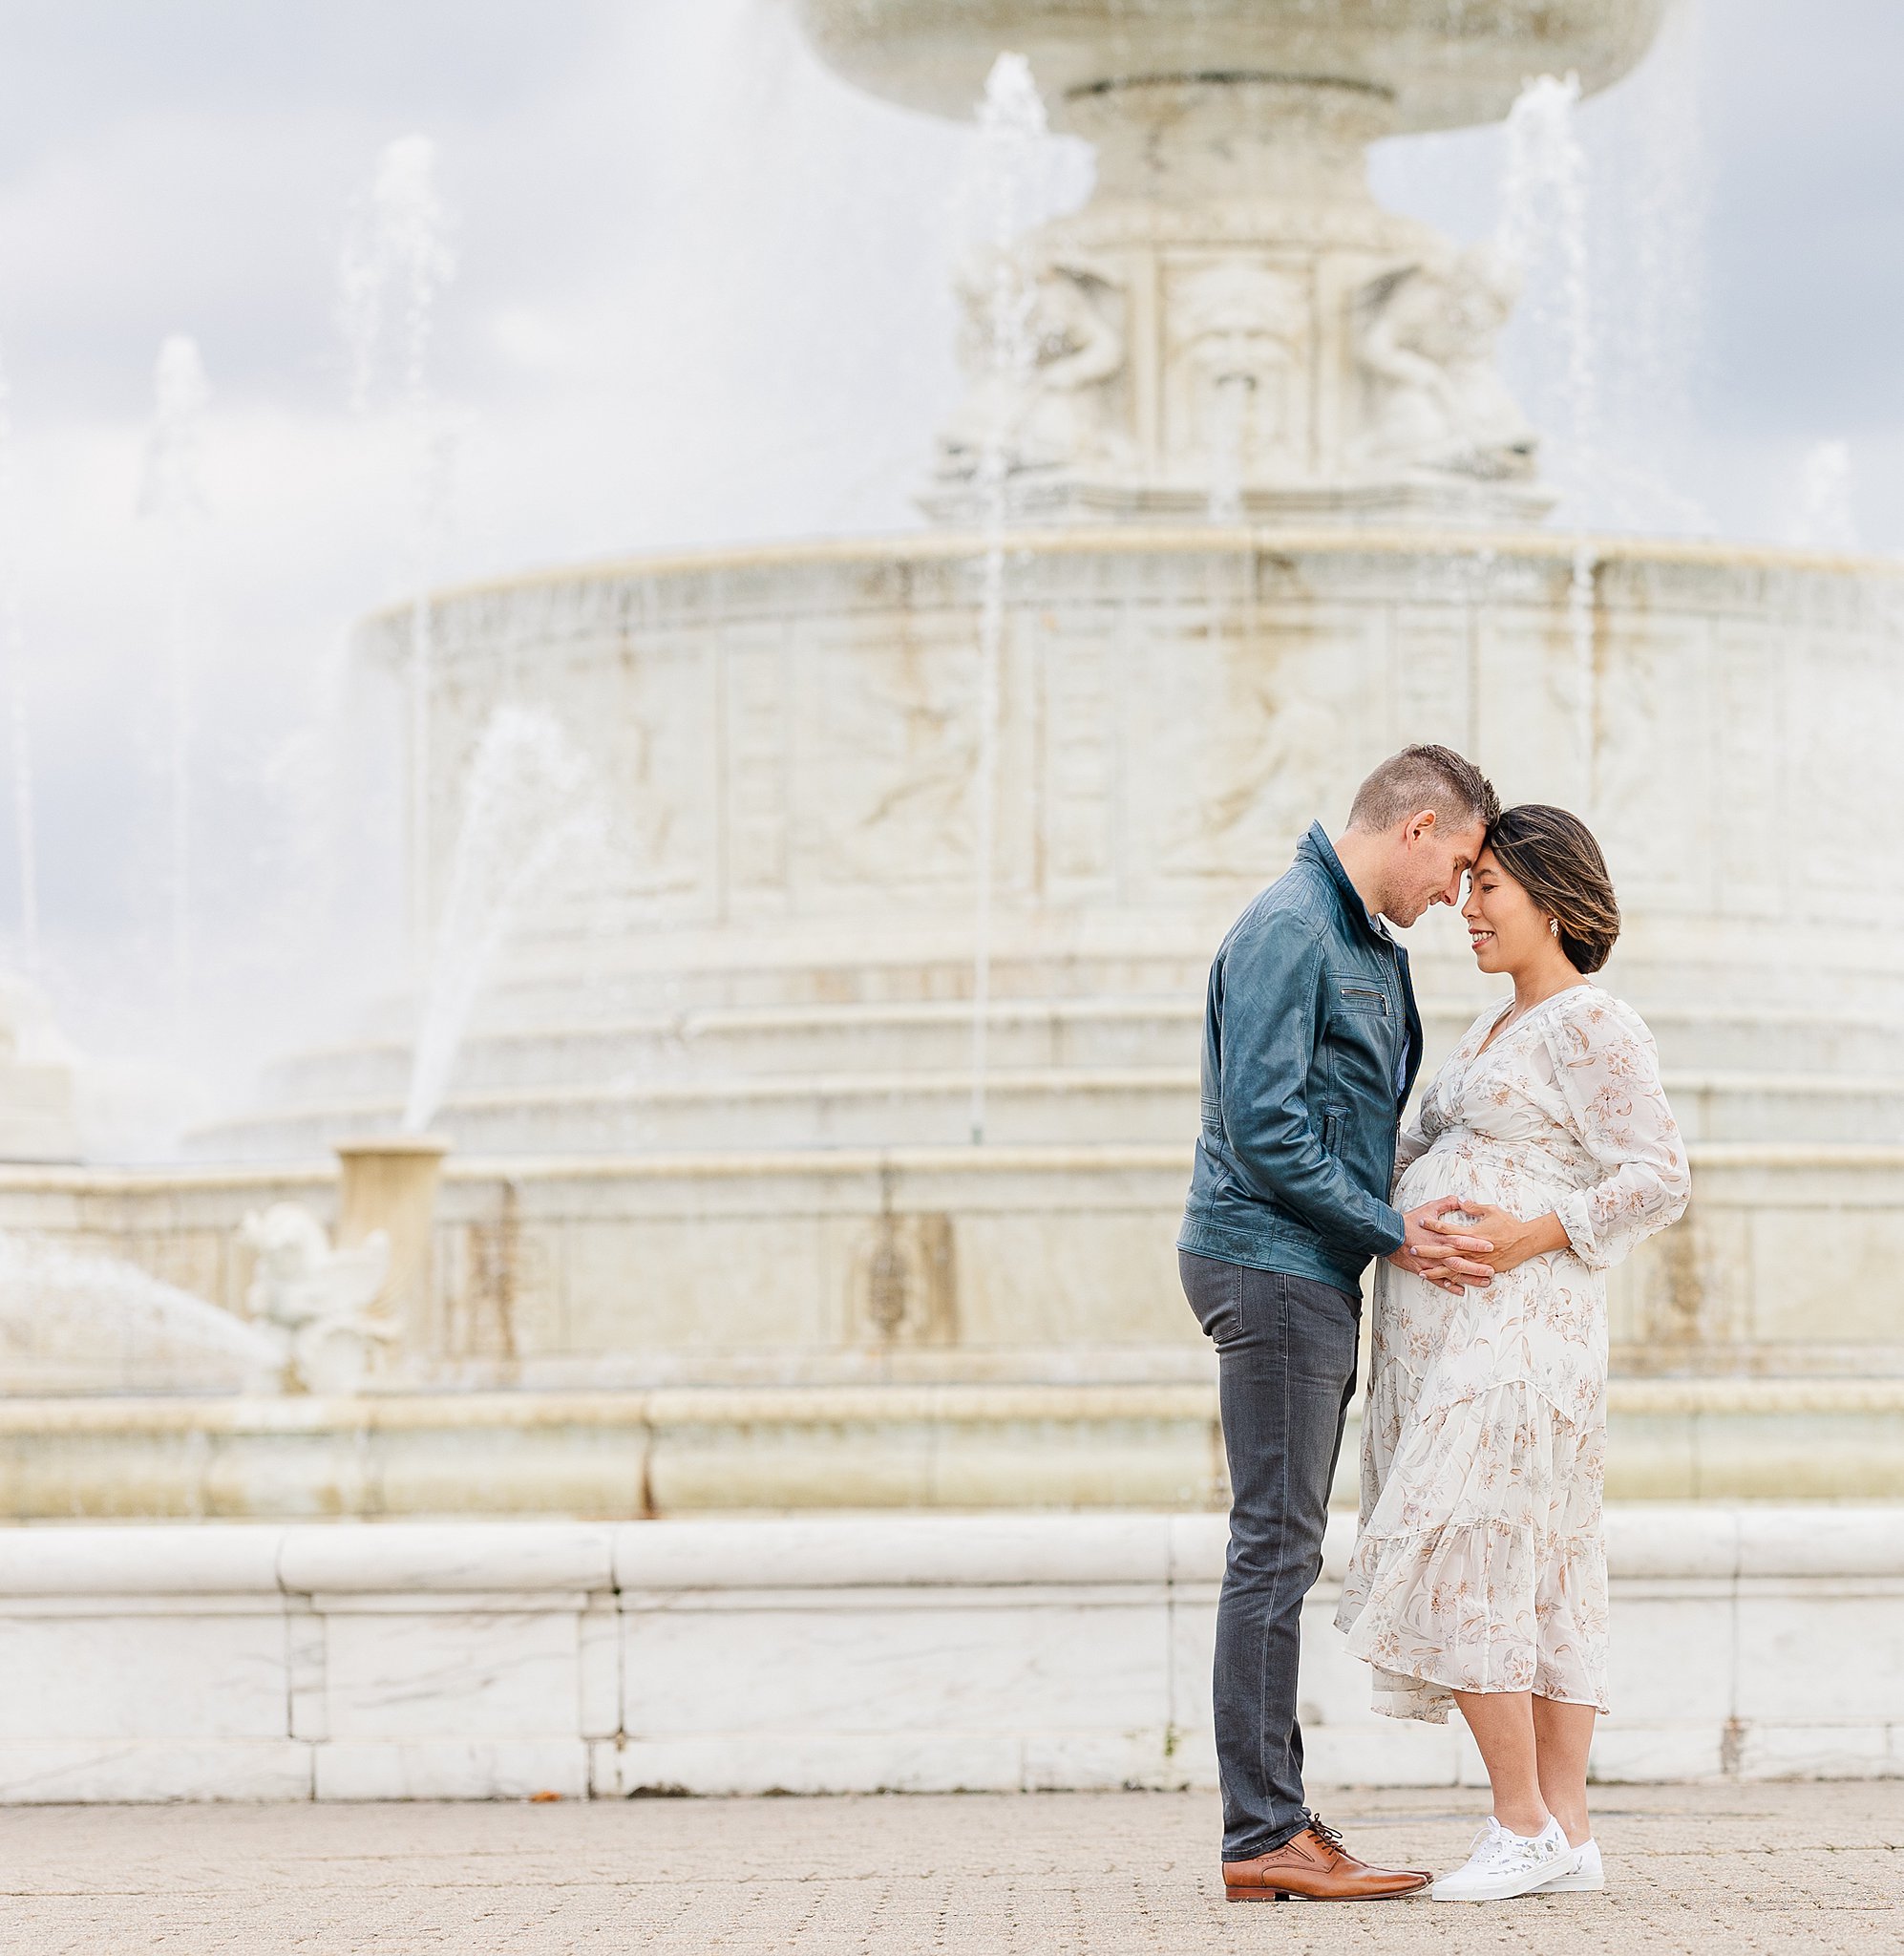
[1543,996,1690,1271]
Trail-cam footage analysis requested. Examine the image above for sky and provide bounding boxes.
[0,0,1893,1132]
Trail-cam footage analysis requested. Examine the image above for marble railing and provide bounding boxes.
[1,1507,1898,1802]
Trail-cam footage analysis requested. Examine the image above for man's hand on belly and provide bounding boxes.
[1389,1197,1495,1293]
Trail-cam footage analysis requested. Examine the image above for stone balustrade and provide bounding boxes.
[1,1508,1898,1801]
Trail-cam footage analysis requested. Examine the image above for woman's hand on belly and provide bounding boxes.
[1387,1197,1496,1294]
[1425,1203,1570,1277]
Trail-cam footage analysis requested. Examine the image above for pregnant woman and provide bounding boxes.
[1334,804,1690,1903]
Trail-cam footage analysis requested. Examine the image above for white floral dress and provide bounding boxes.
[1334,984,1690,1722]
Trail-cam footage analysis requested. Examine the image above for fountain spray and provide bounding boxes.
[403,705,604,1135]
[966,53,1046,1146]
[338,135,456,974]
[0,341,37,973]
[1501,74,1597,809]
[1792,440,1858,553]
[139,334,210,1057]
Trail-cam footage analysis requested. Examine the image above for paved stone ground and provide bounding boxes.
[4,1782,1902,1954]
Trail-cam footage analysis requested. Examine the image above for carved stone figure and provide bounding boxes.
[240,1202,394,1395]
[1353,245,1537,479]
[1156,671,1343,879]
[936,255,1129,484]
[812,642,980,884]
[1165,259,1308,480]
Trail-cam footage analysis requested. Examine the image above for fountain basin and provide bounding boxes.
[6,1374,1904,1520]
[3,1508,1899,1801]
[794,0,1669,135]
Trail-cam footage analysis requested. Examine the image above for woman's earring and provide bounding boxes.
[1550,918,1560,938]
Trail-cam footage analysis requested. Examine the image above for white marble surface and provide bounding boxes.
[0,1509,1901,1801]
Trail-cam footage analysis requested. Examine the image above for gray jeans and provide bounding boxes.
[1180,1249,1361,1862]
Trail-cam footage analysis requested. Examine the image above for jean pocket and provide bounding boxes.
[1281,1273,1361,1384]
[1180,1251,1240,1347]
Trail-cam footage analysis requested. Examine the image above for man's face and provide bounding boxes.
[1385,814,1488,927]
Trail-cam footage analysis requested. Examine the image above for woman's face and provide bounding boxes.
[1461,845,1553,976]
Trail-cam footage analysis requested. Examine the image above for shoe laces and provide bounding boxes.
[1304,1815,1347,1854]
[1476,1821,1559,1873]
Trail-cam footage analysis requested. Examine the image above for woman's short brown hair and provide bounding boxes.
[1485,804,1620,975]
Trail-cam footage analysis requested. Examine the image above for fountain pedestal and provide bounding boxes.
[334,1137,449,1359]
[797,0,1666,522]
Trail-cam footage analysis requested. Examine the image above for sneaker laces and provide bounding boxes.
[1484,1822,1563,1873]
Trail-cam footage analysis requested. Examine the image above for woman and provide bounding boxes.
[1334,805,1690,1903]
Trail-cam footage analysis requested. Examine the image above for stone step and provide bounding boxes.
[257,994,1904,1111]
[188,1061,1904,1161]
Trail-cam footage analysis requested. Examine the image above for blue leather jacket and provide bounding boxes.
[1177,822,1424,1295]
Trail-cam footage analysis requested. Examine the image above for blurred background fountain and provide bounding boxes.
[1,0,1902,1520]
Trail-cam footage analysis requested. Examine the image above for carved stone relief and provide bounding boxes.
[1593,622,1704,903]
[238,1202,394,1395]
[804,637,980,887]
[856,1207,958,1348]
[603,638,706,900]
[722,632,793,903]
[1041,633,1118,890]
[936,254,1132,486]
[1163,257,1309,479]
[1140,631,1349,884]
[1352,245,1537,480]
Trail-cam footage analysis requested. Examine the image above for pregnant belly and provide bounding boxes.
[1395,1137,1575,1219]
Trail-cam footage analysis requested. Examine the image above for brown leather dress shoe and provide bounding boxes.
[1222,1818,1433,1902]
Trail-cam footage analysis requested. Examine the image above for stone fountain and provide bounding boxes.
[11,0,1904,1518]
[811,0,1664,523]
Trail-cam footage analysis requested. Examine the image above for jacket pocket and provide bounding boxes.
[1334,980,1390,1017]
[1321,1109,1341,1156]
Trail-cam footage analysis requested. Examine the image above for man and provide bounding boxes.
[1178,744,1501,1903]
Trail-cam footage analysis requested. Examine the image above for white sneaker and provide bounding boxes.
[1430,1817,1575,1901]
[1534,1838,1603,1892]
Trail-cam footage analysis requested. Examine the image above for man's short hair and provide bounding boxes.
[1346,744,1499,836]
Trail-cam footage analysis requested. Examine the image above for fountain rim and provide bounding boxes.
[10,1138,1904,1198]
[368,525,1904,627]
[4,1371,1904,1429]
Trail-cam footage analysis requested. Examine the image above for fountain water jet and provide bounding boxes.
[1499,74,1600,804]
[140,334,211,1057]
[1791,439,1858,552]
[1500,74,1594,506]
[403,703,605,1135]
[0,339,39,973]
[965,53,1047,1146]
[339,135,456,975]
[0,1233,282,1394]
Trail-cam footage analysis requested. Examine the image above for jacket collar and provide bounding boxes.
[1297,821,1391,950]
